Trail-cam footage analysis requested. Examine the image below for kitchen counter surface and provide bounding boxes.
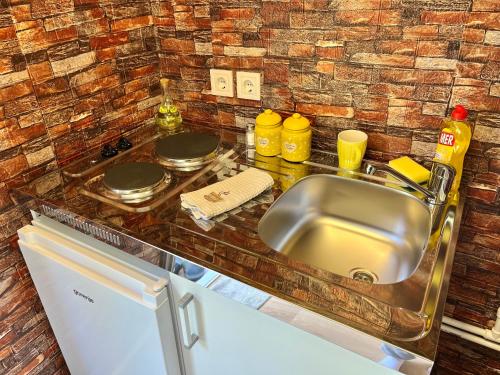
[13,120,463,361]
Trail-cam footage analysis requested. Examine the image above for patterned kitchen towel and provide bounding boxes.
[180,167,274,220]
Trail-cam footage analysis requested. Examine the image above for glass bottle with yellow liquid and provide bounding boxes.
[156,78,182,131]
[433,105,472,198]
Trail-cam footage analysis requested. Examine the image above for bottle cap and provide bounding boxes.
[451,105,468,120]
[160,78,170,89]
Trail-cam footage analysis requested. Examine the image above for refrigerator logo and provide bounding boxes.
[439,131,455,146]
[73,289,94,304]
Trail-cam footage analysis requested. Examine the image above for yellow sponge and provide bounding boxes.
[388,156,430,184]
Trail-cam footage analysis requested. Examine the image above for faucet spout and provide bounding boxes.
[366,162,455,206]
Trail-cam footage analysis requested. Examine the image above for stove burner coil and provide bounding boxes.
[103,162,171,203]
[155,132,220,171]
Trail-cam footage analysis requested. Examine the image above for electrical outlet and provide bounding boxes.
[236,71,261,101]
[210,69,233,97]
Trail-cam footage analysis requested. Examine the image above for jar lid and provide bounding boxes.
[283,113,310,131]
[256,109,282,127]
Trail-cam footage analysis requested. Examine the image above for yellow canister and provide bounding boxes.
[255,109,282,156]
[281,113,312,162]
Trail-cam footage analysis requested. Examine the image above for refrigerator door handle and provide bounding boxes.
[178,293,199,349]
[17,225,167,307]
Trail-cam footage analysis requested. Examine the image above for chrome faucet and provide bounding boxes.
[366,161,456,231]
[366,162,456,206]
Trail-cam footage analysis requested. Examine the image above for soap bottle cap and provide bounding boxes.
[451,105,468,121]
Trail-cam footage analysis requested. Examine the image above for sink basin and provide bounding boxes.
[258,174,431,284]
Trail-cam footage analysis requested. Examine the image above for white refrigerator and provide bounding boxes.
[17,216,182,375]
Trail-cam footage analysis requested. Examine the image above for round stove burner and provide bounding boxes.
[103,162,167,194]
[155,133,220,171]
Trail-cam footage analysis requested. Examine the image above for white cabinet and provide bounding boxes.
[22,214,403,375]
[169,272,398,375]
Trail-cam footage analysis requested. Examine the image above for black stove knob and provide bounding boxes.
[101,143,118,158]
[117,137,132,151]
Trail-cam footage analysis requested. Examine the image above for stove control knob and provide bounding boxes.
[101,144,118,158]
[117,137,132,151]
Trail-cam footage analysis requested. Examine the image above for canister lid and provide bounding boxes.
[256,109,282,127]
[283,113,310,131]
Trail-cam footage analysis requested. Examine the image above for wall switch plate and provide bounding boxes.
[210,69,233,97]
[236,71,261,101]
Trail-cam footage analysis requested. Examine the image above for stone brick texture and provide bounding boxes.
[156,1,499,370]
[0,0,160,373]
[0,0,499,373]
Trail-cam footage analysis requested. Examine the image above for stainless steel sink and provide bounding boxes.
[258,174,432,284]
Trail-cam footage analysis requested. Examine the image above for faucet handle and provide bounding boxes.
[428,162,456,204]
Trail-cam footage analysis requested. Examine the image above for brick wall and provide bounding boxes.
[0,0,498,373]
[0,1,161,373]
[154,0,499,373]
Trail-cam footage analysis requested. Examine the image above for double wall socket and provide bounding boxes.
[209,69,261,101]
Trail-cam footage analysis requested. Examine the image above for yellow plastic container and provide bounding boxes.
[337,130,367,170]
[255,109,282,157]
[433,105,472,196]
[281,113,312,162]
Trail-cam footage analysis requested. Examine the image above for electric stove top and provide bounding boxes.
[62,127,239,213]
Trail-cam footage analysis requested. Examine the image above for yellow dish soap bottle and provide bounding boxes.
[433,105,472,197]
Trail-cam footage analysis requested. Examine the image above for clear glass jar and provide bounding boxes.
[255,109,282,157]
[281,113,311,162]
[156,78,182,131]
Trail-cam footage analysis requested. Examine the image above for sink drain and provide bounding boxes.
[350,269,378,284]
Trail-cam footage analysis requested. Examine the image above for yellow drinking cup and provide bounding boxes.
[337,130,368,170]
